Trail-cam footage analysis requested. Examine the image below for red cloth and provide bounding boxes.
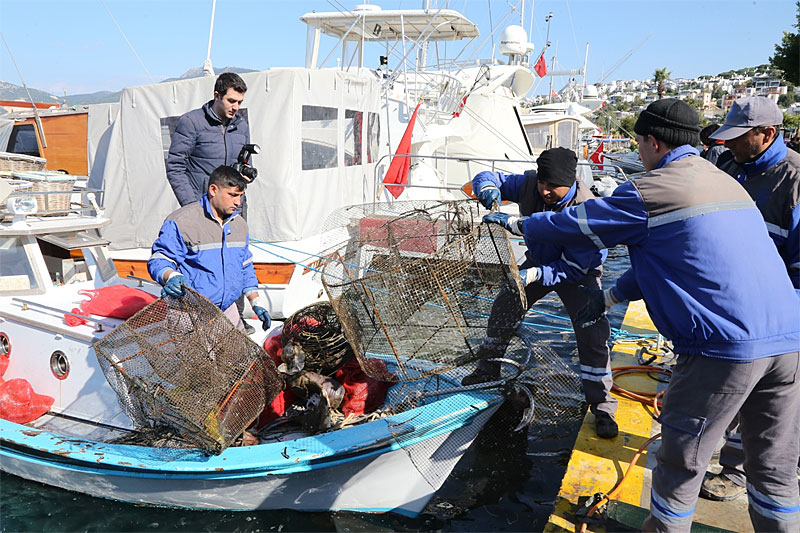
[533,52,547,77]
[0,379,54,424]
[589,142,605,171]
[250,328,295,429]
[383,102,421,199]
[335,359,392,417]
[65,285,157,326]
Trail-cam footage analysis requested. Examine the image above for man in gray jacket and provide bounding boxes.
[166,72,250,209]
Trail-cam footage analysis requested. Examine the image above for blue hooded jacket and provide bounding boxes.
[473,169,606,286]
[148,194,258,311]
[520,148,800,361]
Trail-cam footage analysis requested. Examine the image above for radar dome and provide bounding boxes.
[583,85,599,98]
[499,25,533,57]
[353,4,381,12]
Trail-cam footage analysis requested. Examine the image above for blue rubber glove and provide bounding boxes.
[162,273,186,298]
[482,212,526,236]
[476,186,501,210]
[518,267,542,286]
[575,286,621,328]
[253,305,271,331]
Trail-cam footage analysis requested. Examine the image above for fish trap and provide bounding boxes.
[319,200,526,382]
[94,287,284,454]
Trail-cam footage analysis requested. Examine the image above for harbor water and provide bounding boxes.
[0,248,632,533]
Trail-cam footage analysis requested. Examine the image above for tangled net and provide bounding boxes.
[318,200,527,382]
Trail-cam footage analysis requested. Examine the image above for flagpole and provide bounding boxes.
[543,12,553,103]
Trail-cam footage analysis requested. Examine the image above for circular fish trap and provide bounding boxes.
[319,200,526,383]
[281,301,354,376]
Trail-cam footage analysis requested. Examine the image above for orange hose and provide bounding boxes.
[576,365,671,532]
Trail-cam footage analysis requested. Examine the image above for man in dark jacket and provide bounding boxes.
[484,99,799,532]
[696,96,800,502]
[166,72,250,209]
[166,72,252,330]
[463,147,618,438]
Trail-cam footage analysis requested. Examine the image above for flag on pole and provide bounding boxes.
[551,89,559,99]
[533,51,547,77]
[384,101,421,199]
[589,142,605,171]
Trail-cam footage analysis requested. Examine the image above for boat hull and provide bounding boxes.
[1,392,501,516]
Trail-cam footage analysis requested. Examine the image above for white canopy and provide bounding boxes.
[89,68,382,251]
[301,9,479,42]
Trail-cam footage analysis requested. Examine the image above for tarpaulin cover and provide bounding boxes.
[65,284,157,326]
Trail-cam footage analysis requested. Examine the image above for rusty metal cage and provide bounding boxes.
[94,287,284,454]
[319,200,527,382]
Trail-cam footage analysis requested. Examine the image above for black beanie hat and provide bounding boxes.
[634,98,700,147]
[536,147,577,187]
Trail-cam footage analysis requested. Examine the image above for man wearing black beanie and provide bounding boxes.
[466,147,618,439]
[483,98,800,532]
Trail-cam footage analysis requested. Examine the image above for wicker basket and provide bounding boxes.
[11,171,75,213]
[0,152,46,175]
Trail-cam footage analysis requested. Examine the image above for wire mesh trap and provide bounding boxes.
[94,287,284,454]
[318,200,527,382]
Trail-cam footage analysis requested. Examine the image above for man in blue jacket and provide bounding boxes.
[697,96,800,502]
[484,99,800,532]
[148,165,270,333]
[464,147,618,438]
[166,72,252,331]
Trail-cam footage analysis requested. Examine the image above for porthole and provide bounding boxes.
[0,333,9,357]
[50,350,69,380]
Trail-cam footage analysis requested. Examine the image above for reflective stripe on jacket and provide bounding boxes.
[148,195,258,310]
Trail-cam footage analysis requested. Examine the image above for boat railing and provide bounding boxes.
[373,152,635,200]
[1,186,105,219]
[385,71,464,118]
[12,297,116,332]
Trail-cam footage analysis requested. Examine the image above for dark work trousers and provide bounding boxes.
[643,352,800,533]
[717,416,746,486]
[484,272,616,416]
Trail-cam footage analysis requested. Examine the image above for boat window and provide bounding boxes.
[344,110,363,167]
[525,124,552,152]
[302,105,338,171]
[6,125,40,157]
[158,111,250,165]
[0,237,40,294]
[367,112,380,163]
[557,121,578,151]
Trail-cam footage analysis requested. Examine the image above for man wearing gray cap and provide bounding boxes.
[697,97,800,502]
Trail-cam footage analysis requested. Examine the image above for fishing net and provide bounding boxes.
[281,302,354,376]
[318,200,527,382]
[93,287,284,454]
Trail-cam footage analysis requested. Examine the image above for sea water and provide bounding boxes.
[0,248,631,533]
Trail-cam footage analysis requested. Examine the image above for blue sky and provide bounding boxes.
[0,0,794,97]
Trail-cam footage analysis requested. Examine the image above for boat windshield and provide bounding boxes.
[0,237,40,294]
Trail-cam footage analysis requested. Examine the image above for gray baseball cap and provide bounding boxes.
[710,96,784,140]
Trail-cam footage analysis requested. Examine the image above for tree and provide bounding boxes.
[779,92,798,107]
[654,68,671,99]
[770,1,800,84]
[785,112,800,132]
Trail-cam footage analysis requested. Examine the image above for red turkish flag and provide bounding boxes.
[533,52,547,77]
[590,143,605,171]
[384,102,421,199]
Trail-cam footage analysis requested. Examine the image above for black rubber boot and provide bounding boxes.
[594,412,619,439]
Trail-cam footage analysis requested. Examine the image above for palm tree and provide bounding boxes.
[654,67,671,99]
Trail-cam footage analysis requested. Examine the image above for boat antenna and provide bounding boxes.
[204,0,217,76]
[100,0,155,84]
[543,11,553,102]
[0,31,47,147]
